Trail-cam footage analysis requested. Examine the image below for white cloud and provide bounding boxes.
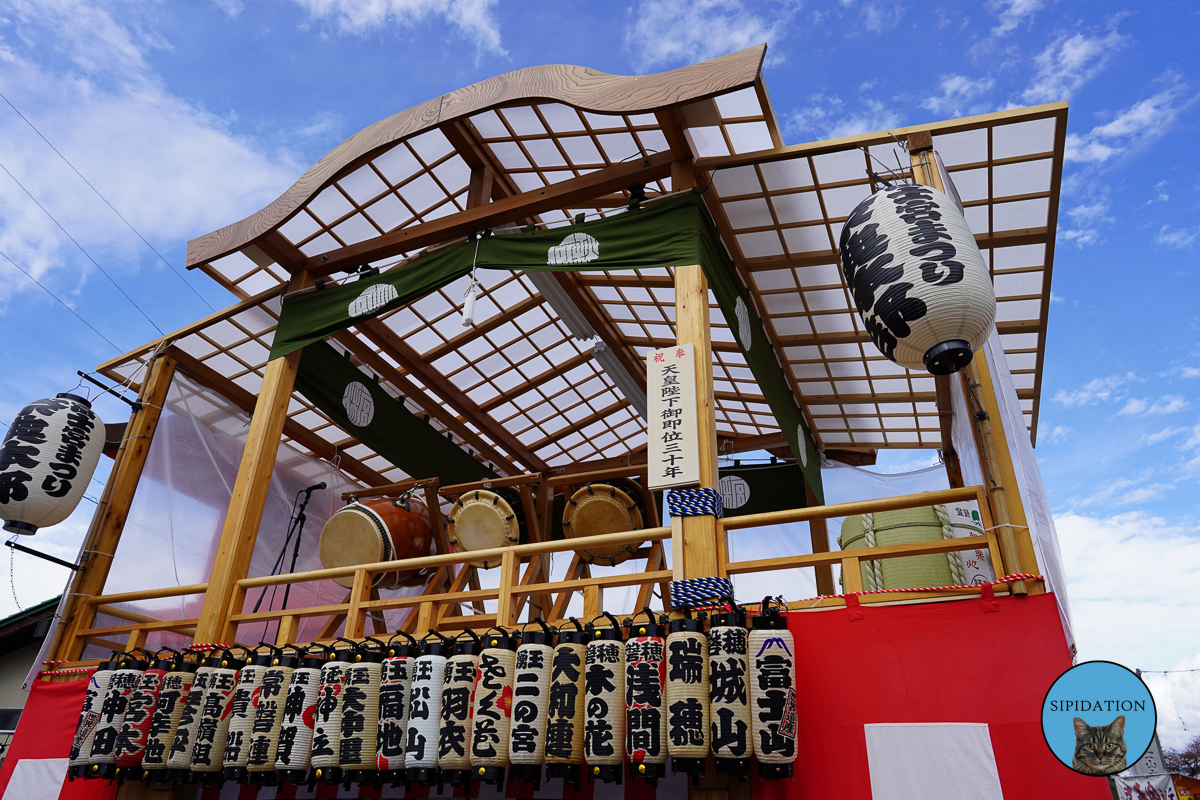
[838,0,905,34]
[624,0,796,71]
[1059,191,1115,247]
[1069,474,1174,509]
[1021,29,1130,104]
[1066,72,1195,164]
[1119,395,1189,416]
[212,0,244,17]
[785,94,903,141]
[1143,655,1200,750]
[1180,367,1200,379]
[1140,427,1188,446]
[921,73,996,117]
[988,0,1043,36]
[1055,511,1200,747]
[1038,424,1072,444]
[1053,372,1135,407]
[1156,225,1200,249]
[291,0,507,59]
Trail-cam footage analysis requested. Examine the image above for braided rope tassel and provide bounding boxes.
[934,504,968,585]
[667,488,723,518]
[670,577,733,609]
[859,513,885,591]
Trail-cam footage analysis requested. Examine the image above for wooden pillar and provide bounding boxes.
[193,273,312,643]
[674,264,721,579]
[805,481,835,596]
[908,137,1039,594]
[51,354,177,662]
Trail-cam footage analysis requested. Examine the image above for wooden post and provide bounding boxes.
[344,568,371,639]
[673,264,722,579]
[908,139,1038,595]
[496,548,516,627]
[52,354,177,661]
[193,274,312,644]
[804,480,835,596]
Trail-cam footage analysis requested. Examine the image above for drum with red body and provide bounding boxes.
[318,497,434,588]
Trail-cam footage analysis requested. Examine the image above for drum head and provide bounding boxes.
[319,505,390,589]
[563,483,644,565]
[447,489,520,569]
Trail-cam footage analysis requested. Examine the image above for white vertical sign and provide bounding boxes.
[647,343,701,490]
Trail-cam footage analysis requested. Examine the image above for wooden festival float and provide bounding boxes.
[0,45,1111,799]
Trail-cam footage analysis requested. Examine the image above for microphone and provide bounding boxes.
[303,482,327,493]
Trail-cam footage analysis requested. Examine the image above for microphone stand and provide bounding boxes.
[280,485,318,613]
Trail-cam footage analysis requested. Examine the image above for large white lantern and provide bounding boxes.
[0,393,104,534]
[838,183,996,375]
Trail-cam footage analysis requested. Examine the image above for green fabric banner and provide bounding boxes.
[294,340,496,486]
[717,462,810,516]
[275,190,820,499]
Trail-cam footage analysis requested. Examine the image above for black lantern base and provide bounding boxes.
[222,767,246,784]
[671,756,706,776]
[758,761,794,780]
[195,770,222,786]
[164,768,194,785]
[276,769,308,785]
[377,768,408,787]
[546,763,581,791]
[475,764,506,789]
[311,765,341,784]
[408,766,438,786]
[246,769,276,786]
[630,761,664,786]
[511,763,541,788]
[590,763,623,784]
[924,339,973,375]
[141,768,169,784]
[342,769,375,787]
[441,768,473,788]
[2,520,37,535]
[716,757,752,778]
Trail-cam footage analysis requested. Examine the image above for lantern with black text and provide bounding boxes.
[140,653,199,783]
[406,631,450,786]
[708,606,751,777]
[113,650,173,776]
[749,600,798,780]
[337,638,384,785]
[584,612,625,784]
[189,649,244,784]
[245,645,303,786]
[311,645,352,784]
[470,627,517,790]
[510,619,554,788]
[439,630,482,788]
[275,645,327,784]
[165,655,219,782]
[86,650,147,780]
[0,393,104,535]
[625,610,667,786]
[545,618,588,791]
[222,647,274,783]
[376,633,417,784]
[666,612,709,776]
[838,183,996,375]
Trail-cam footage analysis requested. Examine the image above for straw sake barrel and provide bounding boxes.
[839,503,981,590]
[140,657,198,783]
[510,623,554,786]
[708,608,751,777]
[406,633,449,786]
[67,655,116,780]
[748,605,797,780]
[338,640,384,785]
[665,615,709,776]
[584,615,625,784]
[113,653,172,777]
[275,647,326,784]
[376,634,417,782]
[470,628,517,789]
[244,647,301,785]
[545,621,587,789]
[86,652,147,780]
[165,660,218,782]
[439,631,482,788]
[188,651,245,783]
[310,651,351,783]
[221,649,273,783]
[625,613,667,784]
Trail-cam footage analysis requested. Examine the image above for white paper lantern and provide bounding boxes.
[139,660,198,783]
[338,644,383,783]
[244,648,299,784]
[406,633,449,785]
[188,654,244,782]
[584,613,625,784]
[470,629,518,790]
[67,656,116,781]
[87,652,147,779]
[748,604,798,780]
[665,616,709,776]
[838,184,996,374]
[0,393,104,535]
[510,623,554,788]
[165,663,217,780]
[376,634,417,780]
[222,652,272,782]
[545,621,588,791]
[625,612,667,786]
[439,631,482,788]
[310,656,349,782]
[113,655,171,776]
[274,649,326,783]
[708,609,752,777]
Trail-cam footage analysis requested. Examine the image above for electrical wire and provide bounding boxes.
[0,159,165,335]
[0,90,216,313]
[0,249,123,353]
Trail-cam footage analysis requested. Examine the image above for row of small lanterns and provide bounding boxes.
[66,600,797,790]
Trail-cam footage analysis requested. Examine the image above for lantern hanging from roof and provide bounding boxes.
[838,183,996,375]
[0,393,104,535]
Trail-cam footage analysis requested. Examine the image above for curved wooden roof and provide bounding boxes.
[186,45,768,268]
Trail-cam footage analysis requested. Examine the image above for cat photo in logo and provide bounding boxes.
[1041,661,1156,777]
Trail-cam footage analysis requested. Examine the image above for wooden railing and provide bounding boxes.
[56,485,1028,669]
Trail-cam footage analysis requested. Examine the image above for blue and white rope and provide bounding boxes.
[669,577,733,609]
[667,488,723,518]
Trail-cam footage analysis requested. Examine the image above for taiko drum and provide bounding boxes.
[318,497,433,588]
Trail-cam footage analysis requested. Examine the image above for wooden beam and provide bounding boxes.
[421,294,546,363]
[479,350,593,413]
[194,272,314,643]
[51,354,177,662]
[935,374,965,489]
[304,151,675,277]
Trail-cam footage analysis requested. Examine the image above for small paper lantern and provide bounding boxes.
[748,601,797,780]
[470,628,518,790]
[510,621,554,788]
[625,611,667,785]
[165,659,220,781]
[838,183,996,375]
[139,657,198,783]
[188,651,244,782]
[310,651,351,783]
[665,614,709,776]
[376,634,417,781]
[274,647,326,784]
[439,630,482,788]
[584,613,625,784]
[221,649,273,783]
[86,652,146,779]
[113,653,171,774]
[708,607,751,777]
[0,393,104,535]
[405,632,450,786]
[67,655,116,780]
[545,619,588,791]
[245,646,301,785]
[337,639,384,784]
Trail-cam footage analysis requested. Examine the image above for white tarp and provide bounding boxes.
[864,722,1004,800]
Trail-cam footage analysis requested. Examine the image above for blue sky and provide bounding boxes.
[1,0,1198,746]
